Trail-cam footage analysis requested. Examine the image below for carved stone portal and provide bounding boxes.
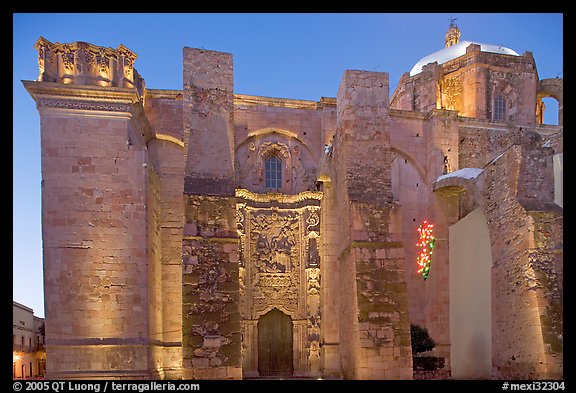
[236,189,322,378]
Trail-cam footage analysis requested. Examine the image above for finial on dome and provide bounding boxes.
[445,18,461,48]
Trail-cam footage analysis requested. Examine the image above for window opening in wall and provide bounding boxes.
[542,97,559,125]
[494,95,506,121]
[265,155,282,191]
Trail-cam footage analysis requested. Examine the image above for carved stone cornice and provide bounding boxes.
[234,94,321,110]
[24,81,139,106]
[235,188,323,204]
[23,80,155,142]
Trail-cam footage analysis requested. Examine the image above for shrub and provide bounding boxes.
[410,324,445,371]
[410,324,436,354]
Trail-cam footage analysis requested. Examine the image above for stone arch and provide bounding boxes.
[237,128,318,161]
[537,78,563,126]
[390,147,426,185]
[390,147,430,328]
[255,304,296,320]
[235,128,318,194]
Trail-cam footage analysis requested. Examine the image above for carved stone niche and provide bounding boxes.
[235,188,323,378]
[33,36,144,93]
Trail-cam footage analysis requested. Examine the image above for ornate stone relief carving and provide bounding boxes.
[37,99,132,113]
[61,44,75,72]
[248,210,300,313]
[306,267,321,374]
[32,37,142,90]
[441,76,462,112]
[236,189,322,376]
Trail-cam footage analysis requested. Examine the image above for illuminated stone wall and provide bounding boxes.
[25,33,562,381]
[181,195,241,379]
[330,70,413,379]
[481,142,562,380]
[233,95,335,194]
[391,43,538,124]
[24,80,154,379]
[181,47,241,379]
[433,130,563,379]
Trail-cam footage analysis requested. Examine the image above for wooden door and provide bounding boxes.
[258,308,293,377]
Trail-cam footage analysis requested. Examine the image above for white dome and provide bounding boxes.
[409,40,520,76]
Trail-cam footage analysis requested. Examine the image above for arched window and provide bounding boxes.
[265,155,282,191]
[494,95,506,121]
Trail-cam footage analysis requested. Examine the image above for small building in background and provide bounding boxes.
[13,301,46,379]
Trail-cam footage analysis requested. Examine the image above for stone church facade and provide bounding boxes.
[23,23,563,380]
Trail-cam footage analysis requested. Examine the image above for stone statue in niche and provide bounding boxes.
[307,237,320,267]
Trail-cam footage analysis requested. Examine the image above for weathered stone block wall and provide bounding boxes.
[458,123,507,169]
[337,70,393,204]
[234,96,325,152]
[182,47,241,379]
[145,90,184,141]
[388,112,429,329]
[183,47,235,194]
[389,72,414,111]
[517,142,555,206]
[332,69,413,379]
[37,108,151,379]
[417,111,460,363]
[182,196,241,379]
[411,65,440,114]
[147,139,186,379]
[318,181,341,378]
[143,87,187,379]
[478,144,562,379]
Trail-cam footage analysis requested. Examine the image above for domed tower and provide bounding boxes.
[445,18,460,48]
[390,24,538,124]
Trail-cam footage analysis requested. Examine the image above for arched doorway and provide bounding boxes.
[258,308,293,377]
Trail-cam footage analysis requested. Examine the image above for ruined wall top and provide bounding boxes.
[33,37,145,97]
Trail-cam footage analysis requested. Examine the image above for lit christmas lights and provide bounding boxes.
[416,220,435,280]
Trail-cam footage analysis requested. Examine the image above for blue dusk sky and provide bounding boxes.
[13,13,563,318]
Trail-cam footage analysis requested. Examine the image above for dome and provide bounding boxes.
[409,40,520,76]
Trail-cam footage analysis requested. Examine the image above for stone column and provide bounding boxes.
[319,181,341,378]
[147,138,186,379]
